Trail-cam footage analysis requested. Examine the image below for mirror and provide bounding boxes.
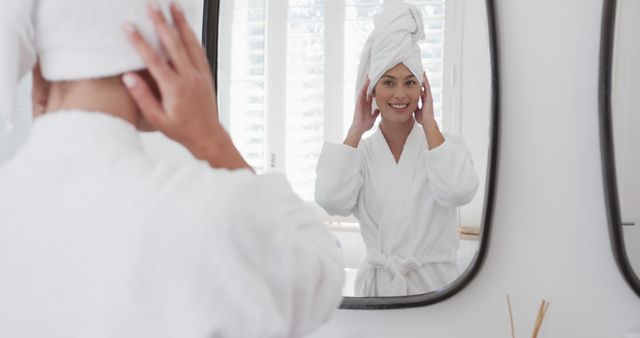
[601,0,640,296]
[216,0,498,306]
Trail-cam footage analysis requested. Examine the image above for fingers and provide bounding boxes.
[122,72,169,130]
[123,22,177,85]
[363,78,372,102]
[357,78,368,104]
[169,2,210,73]
[147,1,194,73]
[423,72,432,95]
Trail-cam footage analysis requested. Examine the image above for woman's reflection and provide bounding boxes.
[314,0,479,297]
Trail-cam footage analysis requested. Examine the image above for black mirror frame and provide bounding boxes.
[599,0,640,298]
[203,1,220,90]
[202,0,501,309]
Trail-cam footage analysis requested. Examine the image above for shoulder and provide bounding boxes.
[358,130,382,153]
[130,159,301,235]
[157,161,294,210]
[124,157,266,214]
[441,132,469,146]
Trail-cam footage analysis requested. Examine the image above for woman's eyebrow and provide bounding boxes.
[380,75,396,80]
[405,75,417,80]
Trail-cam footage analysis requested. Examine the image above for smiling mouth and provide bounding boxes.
[390,103,409,110]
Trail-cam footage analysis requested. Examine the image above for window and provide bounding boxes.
[218,0,455,201]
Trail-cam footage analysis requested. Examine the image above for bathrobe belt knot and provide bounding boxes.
[356,249,455,296]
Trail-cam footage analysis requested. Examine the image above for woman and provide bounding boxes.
[315,0,478,297]
[0,1,343,337]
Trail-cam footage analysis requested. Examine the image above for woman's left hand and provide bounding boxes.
[414,72,434,125]
[415,71,444,149]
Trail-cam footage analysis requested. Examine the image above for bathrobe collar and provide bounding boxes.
[25,110,144,156]
[372,121,424,167]
[372,122,424,245]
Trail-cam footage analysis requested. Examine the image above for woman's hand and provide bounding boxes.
[415,72,444,149]
[122,1,250,170]
[414,72,434,125]
[343,78,379,148]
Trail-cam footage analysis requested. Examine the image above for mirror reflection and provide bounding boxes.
[611,0,640,280]
[218,0,492,297]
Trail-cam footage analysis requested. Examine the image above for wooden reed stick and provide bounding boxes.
[507,295,516,338]
[531,299,550,338]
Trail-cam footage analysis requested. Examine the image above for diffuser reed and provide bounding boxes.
[506,295,550,338]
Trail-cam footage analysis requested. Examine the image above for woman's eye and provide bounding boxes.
[406,80,417,86]
[383,81,394,86]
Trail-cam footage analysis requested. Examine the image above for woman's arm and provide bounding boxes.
[315,142,364,216]
[122,2,251,171]
[343,78,380,148]
[424,134,479,207]
[415,73,477,206]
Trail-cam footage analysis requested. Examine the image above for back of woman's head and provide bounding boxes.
[0,0,186,128]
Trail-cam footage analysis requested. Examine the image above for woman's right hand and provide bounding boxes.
[344,78,379,147]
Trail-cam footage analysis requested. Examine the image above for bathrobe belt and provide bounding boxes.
[355,249,456,296]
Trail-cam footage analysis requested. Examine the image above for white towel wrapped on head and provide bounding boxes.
[355,0,426,98]
[0,0,180,131]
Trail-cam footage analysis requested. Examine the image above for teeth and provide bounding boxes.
[391,103,408,109]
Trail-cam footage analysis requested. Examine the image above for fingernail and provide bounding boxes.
[148,0,161,12]
[171,1,183,12]
[122,74,136,88]
[122,22,136,34]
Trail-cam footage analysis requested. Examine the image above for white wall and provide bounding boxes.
[308,0,640,337]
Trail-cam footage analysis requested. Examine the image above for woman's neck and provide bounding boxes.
[44,76,142,127]
[379,117,415,163]
[380,117,414,147]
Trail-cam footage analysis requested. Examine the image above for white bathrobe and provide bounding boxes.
[315,123,478,297]
[0,111,344,338]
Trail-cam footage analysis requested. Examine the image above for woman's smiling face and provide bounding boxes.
[373,63,420,124]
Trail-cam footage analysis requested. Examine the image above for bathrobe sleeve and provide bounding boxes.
[424,133,479,207]
[228,172,344,338]
[314,141,364,216]
[0,0,37,129]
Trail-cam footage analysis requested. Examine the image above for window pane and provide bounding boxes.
[286,0,326,201]
[224,0,267,173]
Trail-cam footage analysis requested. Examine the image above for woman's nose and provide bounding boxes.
[393,89,407,99]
